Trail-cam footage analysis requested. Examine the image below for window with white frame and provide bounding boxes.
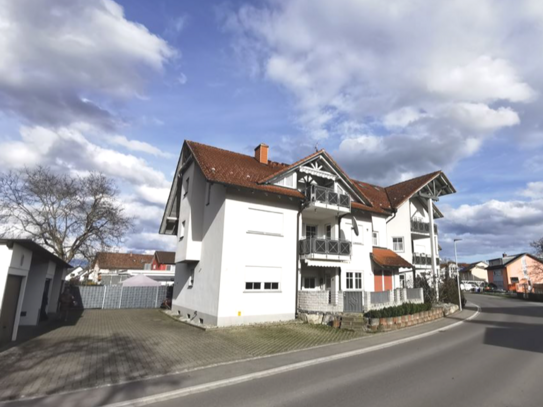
[346,272,362,289]
[372,231,379,246]
[303,277,316,289]
[245,281,280,291]
[247,208,283,236]
[305,225,317,238]
[275,173,296,188]
[346,272,353,289]
[393,237,404,252]
[355,272,362,289]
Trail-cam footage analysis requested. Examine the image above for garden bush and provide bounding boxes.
[439,276,465,306]
[364,302,432,319]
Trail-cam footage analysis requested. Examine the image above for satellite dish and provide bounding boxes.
[351,215,359,236]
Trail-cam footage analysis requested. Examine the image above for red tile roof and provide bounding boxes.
[385,171,442,209]
[186,141,305,199]
[183,140,451,215]
[94,252,153,270]
[371,247,413,269]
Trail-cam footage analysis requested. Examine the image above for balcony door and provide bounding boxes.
[305,225,317,238]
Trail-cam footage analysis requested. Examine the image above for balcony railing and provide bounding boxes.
[299,237,351,257]
[410,219,438,235]
[413,253,440,267]
[306,185,350,208]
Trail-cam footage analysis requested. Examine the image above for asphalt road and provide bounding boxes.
[146,294,543,407]
[3,294,542,407]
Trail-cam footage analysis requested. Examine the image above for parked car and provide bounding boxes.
[478,282,506,293]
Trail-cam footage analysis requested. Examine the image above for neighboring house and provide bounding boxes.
[487,253,543,290]
[150,251,176,272]
[440,261,469,278]
[159,141,456,326]
[91,252,175,285]
[0,239,71,344]
[459,261,488,282]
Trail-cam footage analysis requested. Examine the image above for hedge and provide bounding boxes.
[364,302,432,319]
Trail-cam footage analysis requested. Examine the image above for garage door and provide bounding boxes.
[0,275,23,344]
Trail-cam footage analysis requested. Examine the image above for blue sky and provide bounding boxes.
[0,0,542,263]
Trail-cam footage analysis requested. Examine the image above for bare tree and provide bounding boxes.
[0,167,132,263]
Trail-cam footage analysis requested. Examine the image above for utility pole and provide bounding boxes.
[454,238,462,311]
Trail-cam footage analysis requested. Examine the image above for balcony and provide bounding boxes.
[305,185,350,214]
[410,219,438,235]
[299,237,351,261]
[413,253,440,267]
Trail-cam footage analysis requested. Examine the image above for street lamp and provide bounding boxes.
[454,238,463,311]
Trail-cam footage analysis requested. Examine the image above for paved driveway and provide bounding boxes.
[0,310,361,401]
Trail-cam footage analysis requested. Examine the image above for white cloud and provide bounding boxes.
[0,125,169,188]
[108,135,172,157]
[0,0,176,128]
[226,0,543,181]
[521,182,543,199]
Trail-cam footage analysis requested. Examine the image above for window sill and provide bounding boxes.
[246,231,283,237]
[243,290,282,293]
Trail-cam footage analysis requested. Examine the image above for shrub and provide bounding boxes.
[364,302,431,319]
[414,274,436,304]
[439,276,465,306]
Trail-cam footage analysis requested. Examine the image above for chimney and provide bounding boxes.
[254,143,269,164]
[502,253,507,258]
[255,143,269,164]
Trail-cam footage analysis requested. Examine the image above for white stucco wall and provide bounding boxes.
[172,182,226,324]
[0,243,32,339]
[340,213,374,292]
[217,190,298,326]
[176,162,207,263]
[19,259,54,326]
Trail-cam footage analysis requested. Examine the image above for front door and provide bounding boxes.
[0,275,23,344]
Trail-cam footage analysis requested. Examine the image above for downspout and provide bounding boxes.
[295,200,309,317]
[386,208,398,224]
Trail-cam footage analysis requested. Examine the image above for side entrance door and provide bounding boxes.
[0,275,23,344]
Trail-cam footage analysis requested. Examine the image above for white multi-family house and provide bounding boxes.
[160,141,455,326]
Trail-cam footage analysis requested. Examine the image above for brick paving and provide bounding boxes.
[0,310,362,401]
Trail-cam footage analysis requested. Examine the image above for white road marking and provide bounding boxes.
[102,305,481,407]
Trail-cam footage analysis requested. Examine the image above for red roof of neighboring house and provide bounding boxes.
[154,251,176,265]
[371,247,413,269]
[180,140,453,217]
[94,252,153,270]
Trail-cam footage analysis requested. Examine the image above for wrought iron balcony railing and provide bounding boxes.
[413,253,440,267]
[410,219,438,234]
[306,185,350,208]
[299,237,351,257]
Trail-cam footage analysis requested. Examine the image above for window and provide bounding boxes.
[180,221,185,240]
[346,272,362,289]
[355,272,362,289]
[326,224,332,239]
[166,265,173,271]
[306,225,317,238]
[393,237,404,252]
[372,231,379,246]
[245,282,262,290]
[275,173,296,188]
[303,277,316,289]
[511,277,519,283]
[188,268,194,288]
[264,282,280,290]
[400,274,405,288]
[247,208,283,236]
[346,272,353,289]
[206,182,212,206]
[183,177,190,198]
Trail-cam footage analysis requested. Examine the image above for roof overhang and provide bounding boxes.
[0,239,72,268]
[260,151,372,207]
